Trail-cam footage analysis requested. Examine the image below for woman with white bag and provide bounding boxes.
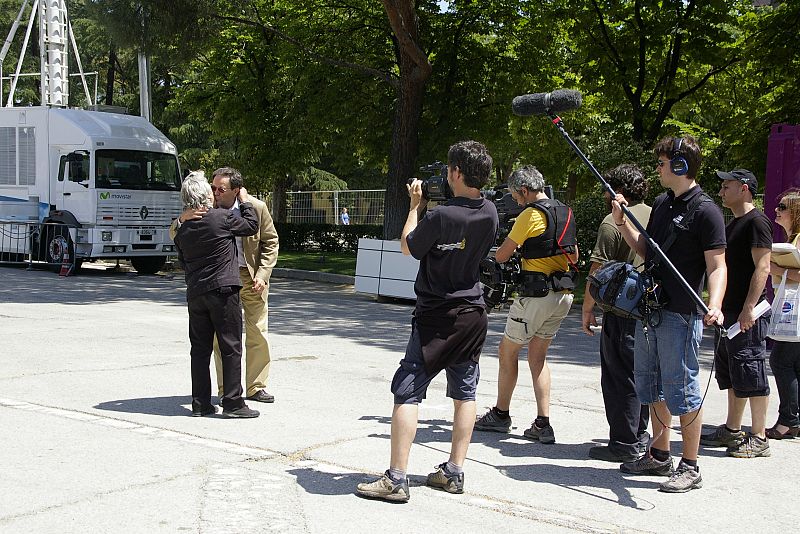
[767,191,800,439]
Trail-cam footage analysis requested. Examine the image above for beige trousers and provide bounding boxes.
[214,269,271,397]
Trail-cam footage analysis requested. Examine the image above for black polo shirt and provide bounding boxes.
[645,186,726,315]
[407,196,499,314]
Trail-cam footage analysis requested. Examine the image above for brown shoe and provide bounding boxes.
[247,390,275,403]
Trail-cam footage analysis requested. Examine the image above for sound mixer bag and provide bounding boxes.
[587,261,649,321]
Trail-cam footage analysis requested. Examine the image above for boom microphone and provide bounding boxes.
[512,89,582,116]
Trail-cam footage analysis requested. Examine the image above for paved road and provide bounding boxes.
[0,265,797,533]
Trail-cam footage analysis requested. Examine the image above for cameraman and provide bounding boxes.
[356,141,498,503]
[475,166,578,444]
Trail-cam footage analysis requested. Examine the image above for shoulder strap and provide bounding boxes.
[658,192,713,258]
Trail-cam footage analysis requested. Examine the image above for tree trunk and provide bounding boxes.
[381,0,432,240]
[272,176,291,223]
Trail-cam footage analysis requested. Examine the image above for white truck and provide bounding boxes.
[0,0,181,274]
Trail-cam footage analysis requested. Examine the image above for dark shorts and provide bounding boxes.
[714,313,771,398]
[391,325,480,405]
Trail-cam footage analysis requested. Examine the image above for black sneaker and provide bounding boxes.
[588,445,641,463]
[191,405,217,417]
[426,463,464,494]
[474,408,512,433]
[620,453,672,476]
[523,422,555,444]
[247,390,275,403]
[223,405,260,418]
[700,424,745,447]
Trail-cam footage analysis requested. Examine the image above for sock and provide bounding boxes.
[650,447,670,462]
[494,407,510,418]
[725,425,740,432]
[680,458,697,469]
[444,461,463,475]
[387,468,406,483]
[534,415,550,428]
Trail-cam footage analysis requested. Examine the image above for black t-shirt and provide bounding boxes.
[722,209,772,313]
[407,196,499,314]
[646,186,727,314]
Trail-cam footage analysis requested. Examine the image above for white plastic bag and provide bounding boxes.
[768,270,800,341]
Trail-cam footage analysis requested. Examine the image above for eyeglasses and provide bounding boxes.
[777,203,789,212]
[656,160,667,168]
[210,185,229,194]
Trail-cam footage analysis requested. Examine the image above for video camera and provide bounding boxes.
[413,161,452,202]
[480,254,522,309]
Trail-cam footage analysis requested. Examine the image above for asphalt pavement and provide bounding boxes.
[0,264,796,533]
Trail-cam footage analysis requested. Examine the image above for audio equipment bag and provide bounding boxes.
[587,261,650,321]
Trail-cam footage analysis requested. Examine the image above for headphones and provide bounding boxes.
[670,137,689,176]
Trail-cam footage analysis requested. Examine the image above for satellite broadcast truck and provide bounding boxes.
[0,0,181,274]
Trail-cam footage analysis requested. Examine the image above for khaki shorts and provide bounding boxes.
[504,292,574,344]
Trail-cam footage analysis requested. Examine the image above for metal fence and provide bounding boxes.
[0,220,67,268]
[265,190,386,225]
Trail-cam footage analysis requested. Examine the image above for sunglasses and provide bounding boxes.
[777,203,789,212]
[210,185,231,194]
[656,160,667,168]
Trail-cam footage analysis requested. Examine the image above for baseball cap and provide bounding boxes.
[716,168,758,195]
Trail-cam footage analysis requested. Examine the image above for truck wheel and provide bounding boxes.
[131,256,166,275]
[40,225,75,272]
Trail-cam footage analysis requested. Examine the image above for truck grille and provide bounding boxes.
[96,204,180,226]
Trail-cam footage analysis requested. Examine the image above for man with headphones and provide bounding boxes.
[611,136,727,492]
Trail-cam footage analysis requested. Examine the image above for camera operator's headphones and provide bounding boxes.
[670,137,689,176]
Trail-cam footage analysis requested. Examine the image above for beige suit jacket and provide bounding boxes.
[170,197,279,284]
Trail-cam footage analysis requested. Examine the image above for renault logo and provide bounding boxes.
[140,206,149,220]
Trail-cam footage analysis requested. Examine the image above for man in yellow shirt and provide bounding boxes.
[475,166,578,443]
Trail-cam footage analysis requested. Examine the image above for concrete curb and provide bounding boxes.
[271,267,354,285]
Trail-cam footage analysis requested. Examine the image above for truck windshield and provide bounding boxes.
[95,149,181,191]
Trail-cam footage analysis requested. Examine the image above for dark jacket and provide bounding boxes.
[174,203,259,299]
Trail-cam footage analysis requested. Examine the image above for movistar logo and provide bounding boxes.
[100,192,110,199]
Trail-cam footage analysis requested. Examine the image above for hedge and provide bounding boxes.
[275,223,383,253]
[276,196,610,271]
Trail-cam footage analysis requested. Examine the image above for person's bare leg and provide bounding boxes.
[496,337,523,411]
[649,401,673,452]
[389,403,419,472]
[749,396,769,438]
[449,399,477,465]
[725,389,747,430]
[527,336,552,417]
[679,407,702,462]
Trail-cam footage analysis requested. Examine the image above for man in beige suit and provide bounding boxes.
[172,167,279,404]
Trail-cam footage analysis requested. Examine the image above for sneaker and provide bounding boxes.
[426,463,464,494]
[474,408,512,433]
[222,405,260,418]
[620,453,672,476]
[659,460,703,493]
[523,422,555,444]
[356,471,410,503]
[191,405,217,417]
[700,424,745,447]
[727,434,771,458]
[589,445,641,463]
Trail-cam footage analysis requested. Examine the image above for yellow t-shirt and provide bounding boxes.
[507,206,570,275]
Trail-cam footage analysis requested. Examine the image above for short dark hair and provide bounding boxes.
[447,140,492,189]
[653,135,702,179]
[212,166,243,189]
[604,164,648,202]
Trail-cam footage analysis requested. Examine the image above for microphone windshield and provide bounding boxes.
[512,89,582,116]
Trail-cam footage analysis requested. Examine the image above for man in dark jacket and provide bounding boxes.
[173,171,260,418]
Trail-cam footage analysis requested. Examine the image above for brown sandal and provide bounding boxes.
[765,425,800,440]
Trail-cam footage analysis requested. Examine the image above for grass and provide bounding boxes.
[276,251,357,276]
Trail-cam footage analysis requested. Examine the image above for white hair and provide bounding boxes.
[181,171,213,209]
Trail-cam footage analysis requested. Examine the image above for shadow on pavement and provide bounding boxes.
[95,395,196,417]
